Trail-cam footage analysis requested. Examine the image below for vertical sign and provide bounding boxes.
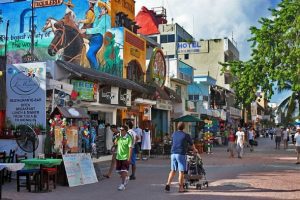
[6,62,46,128]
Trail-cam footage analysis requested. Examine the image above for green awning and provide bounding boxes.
[173,115,202,122]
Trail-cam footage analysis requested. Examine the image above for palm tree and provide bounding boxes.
[277,81,300,124]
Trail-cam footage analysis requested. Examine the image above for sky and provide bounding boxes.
[135,0,281,61]
[135,0,285,104]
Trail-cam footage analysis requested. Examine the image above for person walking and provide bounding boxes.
[294,127,300,164]
[248,127,256,152]
[228,129,235,158]
[103,125,119,179]
[283,128,288,149]
[165,122,198,193]
[115,125,132,191]
[235,127,245,159]
[134,126,143,160]
[127,121,139,180]
[275,126,283,149]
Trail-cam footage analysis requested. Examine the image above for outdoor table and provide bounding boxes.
[20,159,62,192]
[0,163,25,200]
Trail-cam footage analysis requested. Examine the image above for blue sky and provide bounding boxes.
[136,0,286,104]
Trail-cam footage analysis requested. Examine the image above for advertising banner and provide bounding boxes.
[71,80,95,101]
[6,62,46,128]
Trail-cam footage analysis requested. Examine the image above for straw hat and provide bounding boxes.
[98,1,111,15]
[63,0,74,8]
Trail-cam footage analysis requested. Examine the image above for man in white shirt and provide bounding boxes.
[294,127,300,164]
[235,127,245,159]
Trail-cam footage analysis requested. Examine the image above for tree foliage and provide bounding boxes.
[222,0,300,110]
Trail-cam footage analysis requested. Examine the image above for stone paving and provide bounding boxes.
[2,137,300,200]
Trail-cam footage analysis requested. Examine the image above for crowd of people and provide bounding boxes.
[100,121,300,192]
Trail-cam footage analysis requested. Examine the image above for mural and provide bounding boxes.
[0,0,124,77]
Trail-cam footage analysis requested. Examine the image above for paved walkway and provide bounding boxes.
[2,137,300,200]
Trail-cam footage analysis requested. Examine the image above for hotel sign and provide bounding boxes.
[32,0,63,8]
[177,42,201,54]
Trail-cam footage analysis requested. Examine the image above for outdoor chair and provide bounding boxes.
[0,151,6,184]
[41,166,57,191]
[5,149,15,182]
[15,154,40,192]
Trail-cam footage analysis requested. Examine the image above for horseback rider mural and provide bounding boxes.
[80,0,111,70]
[44,0,113,70]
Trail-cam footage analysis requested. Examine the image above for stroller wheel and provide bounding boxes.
[205,182,208,187]
[184,183,189,189]
[196,184,201,190]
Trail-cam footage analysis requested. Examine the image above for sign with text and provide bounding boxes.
[6,62,46,128]
[71,80,95,101]
[177,42,201,54]
[63,153,98,187]
[32,0,63,8]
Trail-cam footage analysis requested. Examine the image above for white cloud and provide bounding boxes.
[135,0,279,61]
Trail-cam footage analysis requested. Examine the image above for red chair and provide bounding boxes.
[41,166,57,191]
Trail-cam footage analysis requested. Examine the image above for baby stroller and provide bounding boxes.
[184,152,208,190]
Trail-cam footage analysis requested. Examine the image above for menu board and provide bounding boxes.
[63,153,98,187]
[54,126,63,150]
[66,126,79,153]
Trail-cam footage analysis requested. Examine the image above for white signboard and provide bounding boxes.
[63,153,98,187]
[177,42,201,54]
[6,62,46,128]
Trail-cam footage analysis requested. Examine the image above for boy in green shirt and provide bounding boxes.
[115,125,132,191]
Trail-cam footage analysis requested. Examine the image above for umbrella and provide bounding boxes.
[173,115,202,122]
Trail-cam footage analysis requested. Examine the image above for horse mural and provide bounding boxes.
[44,16,90,68]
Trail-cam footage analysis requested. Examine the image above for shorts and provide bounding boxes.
[131,147,136,165]
[171,154,187,172]
[116,159,130,172]
[275,136,281,143]
[135,142,142,153]
[296,146,300,153]
[249,139,254,146]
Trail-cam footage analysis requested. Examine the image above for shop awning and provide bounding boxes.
[56,60,148,93]
[173,115,203,122]
[50,106,90,119]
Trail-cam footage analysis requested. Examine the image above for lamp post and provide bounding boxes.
[31,0,34,57]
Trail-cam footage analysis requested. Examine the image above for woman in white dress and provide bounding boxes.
[105,124,113,154]
[141,128,151,160]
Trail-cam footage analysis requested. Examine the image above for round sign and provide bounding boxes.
[149,48,166,87]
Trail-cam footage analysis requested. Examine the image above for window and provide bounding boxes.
[184,54,189,60]
[189,95,199,101]
[127,60,143,83]
[160,34,175,43]
[165,55,174,59]
[175,85,181,96]
[149,36,157,42]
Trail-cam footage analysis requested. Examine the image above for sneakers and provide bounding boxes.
[124,176,129,186]
[129,175,136,180]
[118,184,126,191]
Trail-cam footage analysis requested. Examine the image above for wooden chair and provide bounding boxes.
[0,152,6,184]
[15,154,40,192]
[41,166,57,191]
[5,149,15,182]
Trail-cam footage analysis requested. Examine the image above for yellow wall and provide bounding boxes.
[111,0,135,27]
[123,28,146,80]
